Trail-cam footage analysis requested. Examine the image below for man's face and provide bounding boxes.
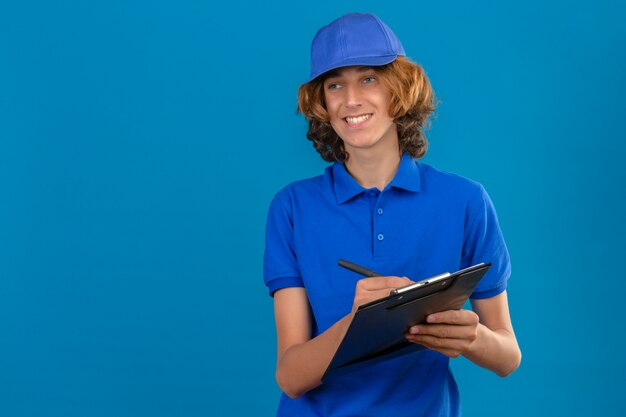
[323,66,397,155]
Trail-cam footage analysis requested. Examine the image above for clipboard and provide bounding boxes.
[322,262,492,382]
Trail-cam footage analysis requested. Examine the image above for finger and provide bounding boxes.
[426,309,479,325]
[356,289,395,302]
[433,348,462,359]
[359,283,411,300]
[406,341,462,358]
[408,324,477,340]
[357,276,412,291]
[378,276,413,288]
[353,289,397,309]
[405,334,472,353]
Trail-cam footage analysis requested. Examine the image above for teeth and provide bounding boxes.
[345,114,372,125]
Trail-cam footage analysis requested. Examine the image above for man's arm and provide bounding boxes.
[274,287,352,399]
[405,290,521,377]
[274,276,412,398]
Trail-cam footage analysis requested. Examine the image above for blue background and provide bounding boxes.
[1,1,625,416]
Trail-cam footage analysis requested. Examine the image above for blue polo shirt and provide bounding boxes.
[263,153,511,417]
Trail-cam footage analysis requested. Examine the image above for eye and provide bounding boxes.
[326,82,342,90]
[362,76,377,84]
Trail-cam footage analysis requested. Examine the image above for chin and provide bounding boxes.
[345,134,383,148]
[343,141,376,151]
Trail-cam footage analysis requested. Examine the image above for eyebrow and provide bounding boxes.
[324,66,375,81]
[324,69,340,80]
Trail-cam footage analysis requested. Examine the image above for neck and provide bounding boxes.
[344,148,402,191]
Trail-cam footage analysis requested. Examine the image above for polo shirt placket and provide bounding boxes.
[369,189,386,259]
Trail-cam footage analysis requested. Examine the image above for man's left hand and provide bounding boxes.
[405,309,480,358]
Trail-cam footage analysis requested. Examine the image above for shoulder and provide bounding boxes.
[419,162,486,202]
[271,167,332,208]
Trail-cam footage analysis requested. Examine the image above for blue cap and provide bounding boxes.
[308,13,405,83]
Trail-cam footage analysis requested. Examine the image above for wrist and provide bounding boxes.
[465,323,487,357]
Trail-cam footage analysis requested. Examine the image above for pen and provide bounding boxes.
[338,259,383,277]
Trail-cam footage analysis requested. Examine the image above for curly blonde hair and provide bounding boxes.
[297,56,436,162]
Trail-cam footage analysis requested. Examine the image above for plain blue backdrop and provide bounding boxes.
[1,1,625,416]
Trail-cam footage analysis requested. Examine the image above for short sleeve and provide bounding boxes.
[462,185,511,299]
[263,192,304,297]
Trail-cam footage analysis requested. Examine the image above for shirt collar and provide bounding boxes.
[332,153,422,204]
[389,152,422,193]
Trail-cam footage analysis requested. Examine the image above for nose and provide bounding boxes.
[344,84,362,108]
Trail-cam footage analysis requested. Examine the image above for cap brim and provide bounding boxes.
[307,54,399,83]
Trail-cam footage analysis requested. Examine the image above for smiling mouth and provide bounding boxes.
[344,113,372,126]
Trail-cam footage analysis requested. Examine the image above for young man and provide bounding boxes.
[263,13,521,417]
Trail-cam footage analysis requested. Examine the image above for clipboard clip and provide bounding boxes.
[390,272,451,296]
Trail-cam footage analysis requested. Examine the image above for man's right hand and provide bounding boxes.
[351,276,413,314]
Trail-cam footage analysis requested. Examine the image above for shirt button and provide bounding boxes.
[377,233,384,241]
[377,208,383,215]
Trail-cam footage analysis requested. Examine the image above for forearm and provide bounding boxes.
[276,313,353,398]
[464,323,521,377]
